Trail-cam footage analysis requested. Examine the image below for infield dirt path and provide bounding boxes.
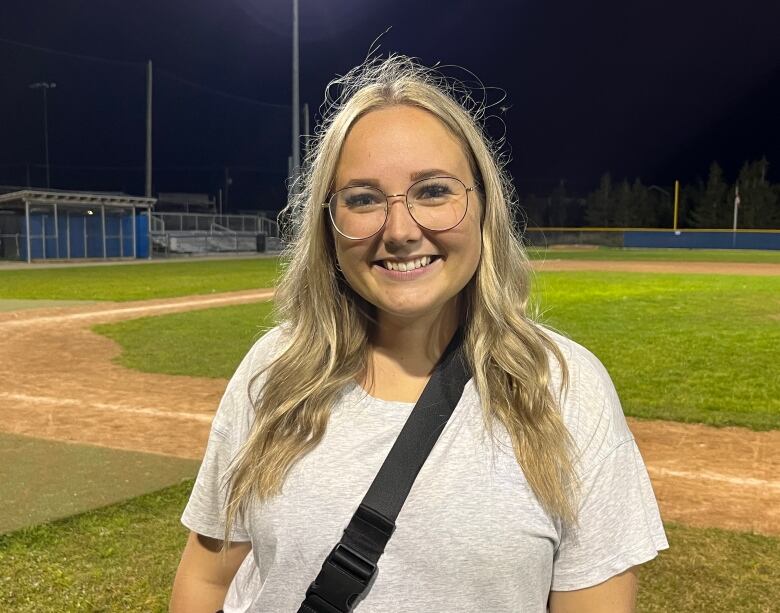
[0,261,778,536]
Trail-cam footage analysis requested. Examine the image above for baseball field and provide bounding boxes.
[0,248,778,611]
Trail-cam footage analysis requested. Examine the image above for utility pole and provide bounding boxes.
[145,60,153,198]
[302,102,310,159]
[29,82,56,188]
[291,0,300,187]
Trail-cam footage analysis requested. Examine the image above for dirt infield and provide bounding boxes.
[0,269,778,536]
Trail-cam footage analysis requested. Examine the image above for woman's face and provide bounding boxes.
[331,105,482,328]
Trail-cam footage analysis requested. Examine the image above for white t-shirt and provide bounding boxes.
[182,326,668,612]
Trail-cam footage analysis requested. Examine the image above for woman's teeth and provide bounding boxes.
[382,256,433,272]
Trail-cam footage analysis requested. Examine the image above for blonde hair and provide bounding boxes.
[223,55,577,542]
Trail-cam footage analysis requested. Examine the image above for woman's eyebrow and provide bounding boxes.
[410,168,455,181]
[340,178,382,189]
[337,169,455,190]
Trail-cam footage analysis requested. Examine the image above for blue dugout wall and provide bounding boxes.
[18,210,150,261]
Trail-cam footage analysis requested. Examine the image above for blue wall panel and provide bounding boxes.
[86,214,103,257]
[69,214,86,258]
[624,231,780,250]
[105,213,122,257]
[136,213,149,258]
[121,214,135,256]
[17,209,149,260]
[57,213,68,257]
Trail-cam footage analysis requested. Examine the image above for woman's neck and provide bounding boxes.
[370,305,460,377]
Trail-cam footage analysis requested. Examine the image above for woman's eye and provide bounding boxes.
[418,184,451,199]
[344,192,381,207]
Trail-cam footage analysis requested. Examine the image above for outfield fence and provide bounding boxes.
[524,227,780,250]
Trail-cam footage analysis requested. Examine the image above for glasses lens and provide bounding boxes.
[407,177,468,231]
[330,187,386,239]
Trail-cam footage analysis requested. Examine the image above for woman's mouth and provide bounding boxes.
[379,255,439,272]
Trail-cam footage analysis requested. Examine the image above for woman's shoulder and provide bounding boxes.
[537,325,634,474]
[235,324,290,381]
[211,324,289,432]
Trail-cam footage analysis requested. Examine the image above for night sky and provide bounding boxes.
[1,0,778,211]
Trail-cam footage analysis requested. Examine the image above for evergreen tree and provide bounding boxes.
[736,157,775,228]
[629,178,657,227]
[519,194,549,228]
[689,162,729,228]
[612,179,634,227]
[548,180,569,227]
[772,184,780,227]
[585,173,612,226]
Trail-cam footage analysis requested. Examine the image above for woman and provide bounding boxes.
[171,55,668,612]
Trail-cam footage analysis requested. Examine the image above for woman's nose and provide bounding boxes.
[382,196,422,244]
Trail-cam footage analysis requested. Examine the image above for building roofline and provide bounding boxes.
[0,189,156,208]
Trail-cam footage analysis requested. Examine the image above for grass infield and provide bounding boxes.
[94,271,780,430]
[94,301,275,379]
[0,480,776,612]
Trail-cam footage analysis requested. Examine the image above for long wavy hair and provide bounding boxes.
[223,55,577,541]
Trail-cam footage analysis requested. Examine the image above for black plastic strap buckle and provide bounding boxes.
[302,543,377,613]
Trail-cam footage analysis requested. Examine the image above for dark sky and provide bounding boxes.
[1,0,778,210]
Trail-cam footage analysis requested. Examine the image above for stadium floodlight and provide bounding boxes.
[28,82,57,189]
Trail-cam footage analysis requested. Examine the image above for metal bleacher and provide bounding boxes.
[150,213,282,256]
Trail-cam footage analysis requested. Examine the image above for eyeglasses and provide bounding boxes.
[322,176,476,240]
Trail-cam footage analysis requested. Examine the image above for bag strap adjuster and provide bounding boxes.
[302,544,377,613]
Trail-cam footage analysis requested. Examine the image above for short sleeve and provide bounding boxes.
[551,439,669,590]
[546,331,669,591]
[181,383,252,541]
[181,326,286,542]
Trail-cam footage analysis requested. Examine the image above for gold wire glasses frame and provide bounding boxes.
[322,176,477,240]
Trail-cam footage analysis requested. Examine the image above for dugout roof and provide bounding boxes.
[0,189,156,211]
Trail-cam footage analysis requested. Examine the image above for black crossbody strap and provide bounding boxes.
[298,330,471,613]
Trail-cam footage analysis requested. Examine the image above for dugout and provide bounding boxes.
[0,190,156,262]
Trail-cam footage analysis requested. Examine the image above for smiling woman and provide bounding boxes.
[330,106,482,336]
[170,55,668,613]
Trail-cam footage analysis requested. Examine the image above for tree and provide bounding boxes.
[629,178,658,227]
[612,179,634,227]
[736,157,777,228]
[585,173,613,226]
[689,162,730,228]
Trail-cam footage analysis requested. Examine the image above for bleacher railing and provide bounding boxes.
[150,212,278,236]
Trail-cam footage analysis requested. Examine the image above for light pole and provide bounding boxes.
[650,183,680,230]
[291,0,300,186]
[29,82,56,188]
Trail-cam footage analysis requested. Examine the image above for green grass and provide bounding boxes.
[1,249,777,305]
[0,433,198,534]
[0,480,776,612]
[525,246,780,263]
[92,272,780,430]
[0,481,193,612]
[93,301,276,379]
[534,272,780,430]
[637,523,780,612]
[0,258,281,302]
